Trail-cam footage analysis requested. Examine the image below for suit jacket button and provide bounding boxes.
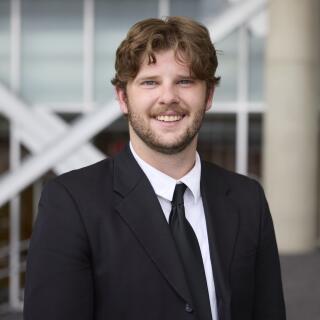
[185,304,193,313]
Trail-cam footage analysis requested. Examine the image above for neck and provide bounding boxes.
[130,138,198,180]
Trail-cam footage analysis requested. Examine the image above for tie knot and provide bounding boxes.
[172,183,187,206]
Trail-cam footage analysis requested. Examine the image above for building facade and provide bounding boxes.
[0,0,319,311]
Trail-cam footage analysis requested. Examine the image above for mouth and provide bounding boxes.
[155,114,185,122]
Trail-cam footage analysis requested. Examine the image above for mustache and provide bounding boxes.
[149,105,189,117]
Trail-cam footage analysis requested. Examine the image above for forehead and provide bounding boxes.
[137,49,192,76]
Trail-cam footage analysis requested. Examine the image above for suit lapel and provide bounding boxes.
[201,161,239,318]
[113,146,192,304]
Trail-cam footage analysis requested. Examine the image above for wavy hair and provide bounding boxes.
[111,16,220,90]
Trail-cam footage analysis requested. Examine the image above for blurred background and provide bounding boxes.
[0,0,319,319]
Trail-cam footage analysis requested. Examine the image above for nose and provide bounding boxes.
[159,83,179,105]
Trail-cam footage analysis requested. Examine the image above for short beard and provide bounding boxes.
[127,105,206,155]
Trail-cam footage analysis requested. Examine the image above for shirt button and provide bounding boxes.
[185,304,193,313]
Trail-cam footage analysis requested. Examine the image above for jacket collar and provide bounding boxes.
[113,145,193,304]
[113,145,239,316]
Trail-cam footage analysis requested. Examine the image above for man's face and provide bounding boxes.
[116,49,214,154]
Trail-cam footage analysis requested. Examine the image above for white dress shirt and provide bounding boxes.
[130,143,218,320]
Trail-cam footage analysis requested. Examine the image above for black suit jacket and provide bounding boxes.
[24,145,286,320]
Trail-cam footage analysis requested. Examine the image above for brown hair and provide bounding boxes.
[111,16,220,90]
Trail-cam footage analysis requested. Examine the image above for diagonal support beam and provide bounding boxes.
[0,99,120,207]
[0,83,105,174]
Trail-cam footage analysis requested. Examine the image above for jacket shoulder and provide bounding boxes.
[44,157,114,198]
[203,161,261,191]
[202,161,267,214]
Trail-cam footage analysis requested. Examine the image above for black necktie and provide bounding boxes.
[169,183,212,320]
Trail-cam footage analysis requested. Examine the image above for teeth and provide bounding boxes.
[156,115,182,122]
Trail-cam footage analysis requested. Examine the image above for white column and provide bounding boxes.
[264,0,320,253]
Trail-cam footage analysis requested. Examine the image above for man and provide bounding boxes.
[24,17,286,320]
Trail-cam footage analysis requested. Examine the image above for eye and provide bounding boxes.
[141,80,157,86]
[178,79,194,85]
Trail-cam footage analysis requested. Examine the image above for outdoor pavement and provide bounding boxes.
[1,250,319,320]
[281,250,320,320]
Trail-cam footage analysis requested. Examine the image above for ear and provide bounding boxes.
[116,87,129,114]
[205,85,215,112]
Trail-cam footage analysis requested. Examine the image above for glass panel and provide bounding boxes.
[170,0,238,102]
[0,0,10,87]
[214,30,238,102]
[21,0,83,104]
[248,113,262,179]
[198,114,236,171]
[249,32,265,102]
[95,0,159,105]
[170,0,227,21]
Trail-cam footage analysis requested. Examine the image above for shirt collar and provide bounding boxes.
[129,142,201,203]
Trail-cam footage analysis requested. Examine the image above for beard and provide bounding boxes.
[127,103,206,155]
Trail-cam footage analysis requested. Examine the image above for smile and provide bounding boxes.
[155,115,184,122]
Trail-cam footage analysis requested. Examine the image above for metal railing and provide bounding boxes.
[0,0,268,207]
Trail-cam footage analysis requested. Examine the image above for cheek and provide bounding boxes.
[182,92,207,109]
[129,94,158,113]
[182,84,206,100]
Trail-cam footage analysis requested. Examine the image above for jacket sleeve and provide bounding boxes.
[23,179,94,320]
[253,182,286,319]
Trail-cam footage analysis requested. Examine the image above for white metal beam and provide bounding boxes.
[158,0,170,18]
[9,0,22,310]
[10,0,21,93]
[235,26,249,175]
[9,124,21,310]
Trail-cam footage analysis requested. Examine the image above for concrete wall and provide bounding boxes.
[264,0,320,253]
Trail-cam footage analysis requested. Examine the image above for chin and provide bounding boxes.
[146,138,195,155]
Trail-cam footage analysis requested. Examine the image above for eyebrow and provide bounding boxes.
[135,75,159,81]
[135,74,196,81]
